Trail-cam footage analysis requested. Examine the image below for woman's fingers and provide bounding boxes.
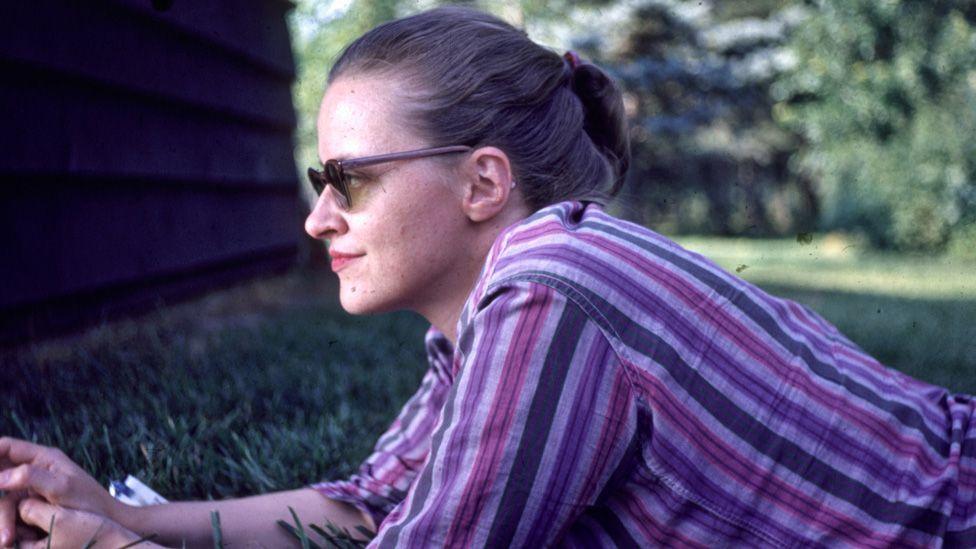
[13,499,51,536]
[14,524,41,542]
[13,498,50,549]
[0,490,26,547]
[0,439,66,499]
[0,439,51,470]
[16,499,139,549]
[0,440,119,537]
[0,466,61,503]
[16,499,73,549]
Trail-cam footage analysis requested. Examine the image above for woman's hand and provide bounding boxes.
[0,488,42,546]
[15,497,152,548]
[0,438,122,546]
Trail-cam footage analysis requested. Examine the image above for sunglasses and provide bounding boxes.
[307,145,472,210]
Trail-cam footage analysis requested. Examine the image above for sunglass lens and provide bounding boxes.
[307,168,325,195]
[325,162,351,210]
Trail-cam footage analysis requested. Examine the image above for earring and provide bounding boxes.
[511,180,517,189]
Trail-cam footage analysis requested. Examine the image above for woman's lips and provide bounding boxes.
[329,252,364,272]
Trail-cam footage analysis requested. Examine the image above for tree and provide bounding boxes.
[774,0,976,252]
[572,0,811,235]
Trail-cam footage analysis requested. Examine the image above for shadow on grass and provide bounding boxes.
[760,283,976,395]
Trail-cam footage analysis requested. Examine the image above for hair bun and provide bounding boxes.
[570,62,631,195]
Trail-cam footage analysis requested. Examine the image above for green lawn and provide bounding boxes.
[2,237,974,511]
[1,273,431,503]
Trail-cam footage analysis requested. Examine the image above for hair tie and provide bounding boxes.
[564,50,582,71]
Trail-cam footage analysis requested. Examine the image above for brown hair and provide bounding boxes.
[328,6,630,210]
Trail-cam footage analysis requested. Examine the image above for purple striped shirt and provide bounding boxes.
[314,201,976,547]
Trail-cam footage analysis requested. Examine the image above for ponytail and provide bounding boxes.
[567,57,631,196]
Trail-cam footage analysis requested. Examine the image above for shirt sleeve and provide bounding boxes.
[371,279,639,547]
[312,326,455,529]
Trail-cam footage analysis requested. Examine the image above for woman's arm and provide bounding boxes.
[0,438,369,548]
[117,487,369,547]
[16,497,160,549]
[2,326,453,546]
[140,328,455,546]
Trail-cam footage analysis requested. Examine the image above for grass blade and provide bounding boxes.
[289,506,320,549]
[305,520,370,548]
[47,514,55,549]
[277,519,323,549]
[210,510,223,549]
[308,523,330,539]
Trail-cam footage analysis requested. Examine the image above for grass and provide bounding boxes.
[1,271,431,502]
[1,235,974,516]
[675,233,976,300]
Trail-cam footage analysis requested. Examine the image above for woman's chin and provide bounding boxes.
[338,294,369,315]
[338,286,391,315]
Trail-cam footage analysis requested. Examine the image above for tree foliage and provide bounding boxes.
[774,0,976,252]
[604,0,811,234]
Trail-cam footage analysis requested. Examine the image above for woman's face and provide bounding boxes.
[305,75,477,316]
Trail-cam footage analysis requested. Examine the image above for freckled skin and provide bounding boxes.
[304,75,489,330]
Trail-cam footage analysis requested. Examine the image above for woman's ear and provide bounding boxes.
[459,146,516,223]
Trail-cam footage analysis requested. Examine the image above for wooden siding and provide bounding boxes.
[0,1,303,344]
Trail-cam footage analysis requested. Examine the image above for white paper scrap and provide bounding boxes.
[108,475,169,507]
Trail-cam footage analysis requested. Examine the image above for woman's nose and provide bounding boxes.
[304,189,348,239]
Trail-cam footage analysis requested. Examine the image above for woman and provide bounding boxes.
[2,6,974,547]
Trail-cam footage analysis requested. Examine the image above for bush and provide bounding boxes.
[947,221,976,260]
[774,0,976,252]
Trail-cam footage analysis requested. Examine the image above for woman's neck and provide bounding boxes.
[419,206,529,344]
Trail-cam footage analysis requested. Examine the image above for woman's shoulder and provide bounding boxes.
[469,200,775,345]
[482,200,699,296]
[463,202,715,340]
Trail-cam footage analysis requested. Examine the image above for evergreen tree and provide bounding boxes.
[603,0,808,234]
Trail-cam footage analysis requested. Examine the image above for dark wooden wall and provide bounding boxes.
[0,1,303,344]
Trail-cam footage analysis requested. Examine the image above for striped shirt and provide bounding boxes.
[314,200,976,547]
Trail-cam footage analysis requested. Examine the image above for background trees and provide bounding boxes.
[775,0,976,254]
[290,0,976,255]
